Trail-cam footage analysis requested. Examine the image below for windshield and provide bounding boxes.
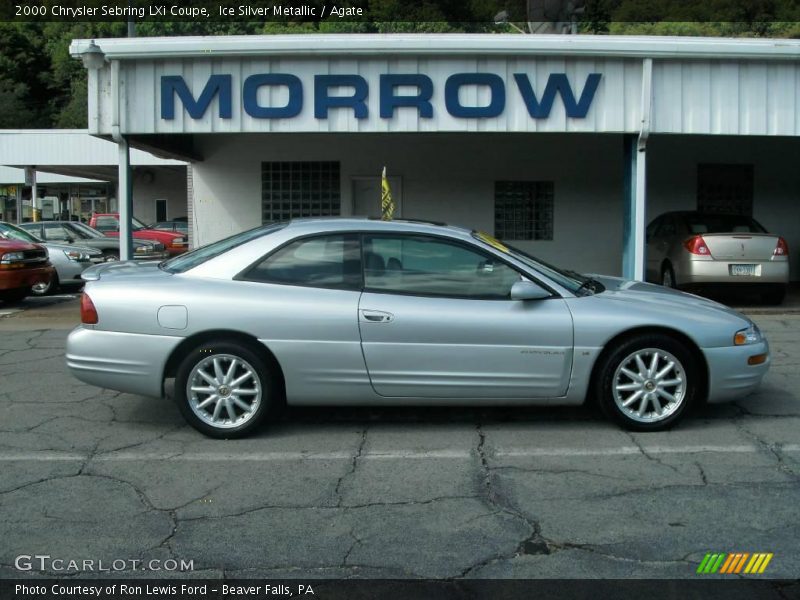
[160,223,286,274]
[0,222,43,243]
[132,217,148,231]
[471,231,596,295]
[68,222,105,239]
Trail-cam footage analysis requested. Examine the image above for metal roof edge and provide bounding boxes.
[70,33,800,62]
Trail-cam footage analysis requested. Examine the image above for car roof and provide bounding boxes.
[283,217,474,238]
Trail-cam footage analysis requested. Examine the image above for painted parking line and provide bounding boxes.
[0,444,797,462]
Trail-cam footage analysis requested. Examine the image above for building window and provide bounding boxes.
[261,161,340,223]
[494,181,554,241]
[697,164,754,216]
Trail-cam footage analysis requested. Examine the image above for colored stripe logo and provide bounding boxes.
[697,552,773,574]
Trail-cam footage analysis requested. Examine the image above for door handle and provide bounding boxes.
[360,309,393,323]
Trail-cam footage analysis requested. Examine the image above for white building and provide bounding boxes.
[69,34,800,278]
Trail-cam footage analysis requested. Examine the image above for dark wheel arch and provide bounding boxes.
[162,330,286,406]
[588,326,708,407]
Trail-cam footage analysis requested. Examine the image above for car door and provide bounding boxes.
[358,233,574,399]
[236,232,367,404]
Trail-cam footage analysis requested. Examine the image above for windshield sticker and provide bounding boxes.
[475,231,510,253]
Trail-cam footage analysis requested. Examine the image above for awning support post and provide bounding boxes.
[622,58,652,281]
[118,138,133,260]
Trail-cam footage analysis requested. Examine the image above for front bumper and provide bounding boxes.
[133,251,169,261]
[66,326,182,398]
[703,340,770,403]
[0,265,54,291]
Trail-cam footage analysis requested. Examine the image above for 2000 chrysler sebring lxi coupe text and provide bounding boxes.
[66,219,770,438]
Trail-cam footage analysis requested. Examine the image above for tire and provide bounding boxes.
[31,273,59,296]
[661,264,677,289]
[103,252,119,262]
[174,340,276,438]
[761,286,786,306]
[0,286,31,304]
[595,334,697,431]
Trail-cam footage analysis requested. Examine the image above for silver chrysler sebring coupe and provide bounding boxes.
[66,218,770,438]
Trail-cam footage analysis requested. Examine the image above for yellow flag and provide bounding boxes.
[381,166,394,221]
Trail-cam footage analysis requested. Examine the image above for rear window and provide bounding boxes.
[160,223,286,274]
[685,214,767,234]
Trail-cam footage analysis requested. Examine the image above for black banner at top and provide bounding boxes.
[1,0,799,24]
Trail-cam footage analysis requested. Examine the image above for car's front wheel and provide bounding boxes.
[31,273,59,296]
[174,341,276,438]
[596,334,697,431]
[661,264,677,289]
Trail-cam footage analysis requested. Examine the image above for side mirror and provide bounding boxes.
[511,280,551,301]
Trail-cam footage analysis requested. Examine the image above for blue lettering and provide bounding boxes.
[314,75,368,119]
[513,73,601,118]
[243,74,303,119]
[444,73,505,118]
[379,74,433,119]
[161,75,232,120]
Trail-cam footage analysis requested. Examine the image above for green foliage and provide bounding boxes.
[0,0,798,128]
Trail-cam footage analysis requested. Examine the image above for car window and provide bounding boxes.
[245,234,361,290]
[69,222,104,239]
[660,217,677,237]
[94,216,118,232]
[646,216,664,240]
[686,214,767,234]
[162,223,286,274]
[0,222,41,243]
[363,234,521,299]
[43,223,72,241]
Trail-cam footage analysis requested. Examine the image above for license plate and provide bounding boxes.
[730,264,758,276]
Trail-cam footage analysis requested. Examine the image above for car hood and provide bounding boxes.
[0,239,44,252]
[587,274,750,322]
[81,259,168,281]
[42,242,101,255]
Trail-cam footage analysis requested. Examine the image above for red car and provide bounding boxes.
[0,239,56,303]
[89,213,188,256]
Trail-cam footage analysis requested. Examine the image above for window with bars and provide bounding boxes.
[697,164,754,216]
[261,161,341,223]
[494,181,554,241]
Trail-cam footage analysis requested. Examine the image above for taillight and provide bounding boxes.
[80,293,98,324]
[683,235,711,256]
[774,237,788,256]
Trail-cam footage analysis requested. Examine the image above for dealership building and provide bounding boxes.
[69,34,800,279]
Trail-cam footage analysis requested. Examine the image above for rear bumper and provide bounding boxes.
[0,266,55,291]
[679,259,789,285]
[703,340,770,403]
[66,326,182,398]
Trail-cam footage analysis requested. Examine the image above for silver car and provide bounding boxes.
[66,218,770,438]
[646,211,789,304]
[0,222,102,295]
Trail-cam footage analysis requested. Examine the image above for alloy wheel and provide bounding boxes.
[612,348,686,423]
[186,354,262,429]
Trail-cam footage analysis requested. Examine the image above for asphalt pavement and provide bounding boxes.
[0,295,798,579]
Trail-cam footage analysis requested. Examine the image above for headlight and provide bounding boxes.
[64,249,89,262]
[734,324,762,346]
[0,251,25,264]
[134,246,147,253]
[169,237,187,247]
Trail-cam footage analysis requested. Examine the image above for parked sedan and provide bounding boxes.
[646,211,789,304]
[67,218,770,438]
[19,221,169,262]
[0,239,54,303]
[0,222,102,295]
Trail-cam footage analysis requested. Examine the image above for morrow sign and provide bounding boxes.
[161,72,602,121]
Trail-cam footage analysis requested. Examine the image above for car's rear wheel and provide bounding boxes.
[661,264,677,289]
[174,341,276,438]
[31,273,59,296]
[596,334,697,431]
[761,285,786,306]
